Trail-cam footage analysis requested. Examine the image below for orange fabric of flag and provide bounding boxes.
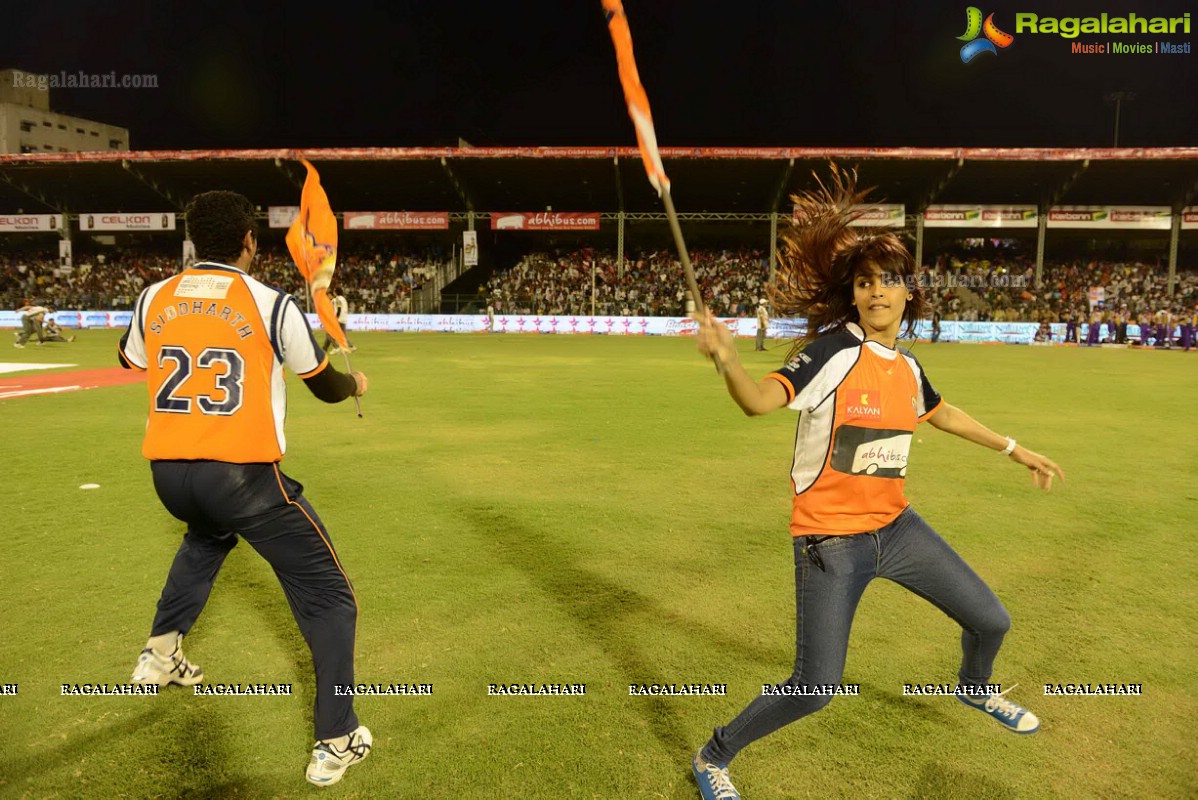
[602,0,670,196]
[285,159,347,350]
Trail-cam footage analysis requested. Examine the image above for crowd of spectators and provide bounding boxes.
[922,255,1197,322]
[484,248,769,317]
[3,242,1195,324]
[0,251,175,310]
[251,246,447,314]
[0,244,450,314]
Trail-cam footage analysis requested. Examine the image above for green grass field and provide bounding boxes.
[1,330,1196,799]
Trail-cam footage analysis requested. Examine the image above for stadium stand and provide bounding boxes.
[1,148,1196,328]
[484,248,768,317]
[5,243,1195,327]
[0,245,452,313]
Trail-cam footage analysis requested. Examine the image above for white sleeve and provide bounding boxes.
[278,296,327,378]
[119,288,151,370]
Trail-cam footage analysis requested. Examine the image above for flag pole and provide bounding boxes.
[341,349,363,418]
[603,0,724,373]
[662,189,703,316]
[663,190,724,374]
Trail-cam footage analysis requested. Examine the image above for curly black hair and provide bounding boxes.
[185,190,258,263]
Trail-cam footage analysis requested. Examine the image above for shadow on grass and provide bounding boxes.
[865,680,956,725]
[5,702,266,795]
[461,503,791,763]
[218,551,318,734]
[909,760,1017,799]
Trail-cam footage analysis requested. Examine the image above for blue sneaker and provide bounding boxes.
[956,684,1040,734]
[692,751,740,799]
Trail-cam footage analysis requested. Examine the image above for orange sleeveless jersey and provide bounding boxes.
[766,323,944,536]
[118,263,329,463]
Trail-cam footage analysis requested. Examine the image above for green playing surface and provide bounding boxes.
[1,331,1194,798]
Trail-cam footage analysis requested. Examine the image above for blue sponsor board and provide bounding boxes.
[0,310,134,329]
[916,320,1036,344]
[1,311,1180,342]
[52,311,82,329]
[771,318,808,339]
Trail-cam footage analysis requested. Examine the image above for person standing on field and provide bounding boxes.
[1156,307,1173,349]
[324,291,352,353]
[755,298,769,351]
[1086,304,1103,346]
[687,167,1063,800]
[118,190,372,788]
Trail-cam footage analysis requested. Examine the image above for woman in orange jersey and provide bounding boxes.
[688,167,1063,800]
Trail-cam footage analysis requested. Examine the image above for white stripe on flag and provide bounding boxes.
[629,106,669,195]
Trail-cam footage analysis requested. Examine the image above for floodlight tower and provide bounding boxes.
[1103,91,1136,147]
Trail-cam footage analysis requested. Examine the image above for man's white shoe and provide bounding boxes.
[306,726,372,787]
[130,634,203,686]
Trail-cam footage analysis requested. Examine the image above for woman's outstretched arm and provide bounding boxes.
[928,402,1065,491]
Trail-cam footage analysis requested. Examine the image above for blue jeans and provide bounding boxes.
[702,506,1011,765]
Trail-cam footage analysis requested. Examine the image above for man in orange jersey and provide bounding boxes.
[118,191,371,788]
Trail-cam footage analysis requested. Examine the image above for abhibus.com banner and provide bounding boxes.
[490,212,601,231]
[343,211,450,230]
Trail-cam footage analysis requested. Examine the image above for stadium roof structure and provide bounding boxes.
[1,147,1198,217]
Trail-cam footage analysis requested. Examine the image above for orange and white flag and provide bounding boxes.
[285,159,348,350]
[602,0,670,196]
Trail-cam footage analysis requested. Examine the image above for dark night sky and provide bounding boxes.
[3,0,1196,150]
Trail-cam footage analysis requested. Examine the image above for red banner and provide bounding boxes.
[490,212,601,231]
[343,211,450,230]
[4,146,1198,167]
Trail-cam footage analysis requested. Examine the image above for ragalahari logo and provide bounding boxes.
[958,7,1014,62]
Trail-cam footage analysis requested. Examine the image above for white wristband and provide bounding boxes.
[1000,437,1017,456]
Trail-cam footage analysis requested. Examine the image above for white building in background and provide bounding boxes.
[0,68,130,154]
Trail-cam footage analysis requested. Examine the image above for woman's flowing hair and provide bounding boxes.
[769,164,927,361]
